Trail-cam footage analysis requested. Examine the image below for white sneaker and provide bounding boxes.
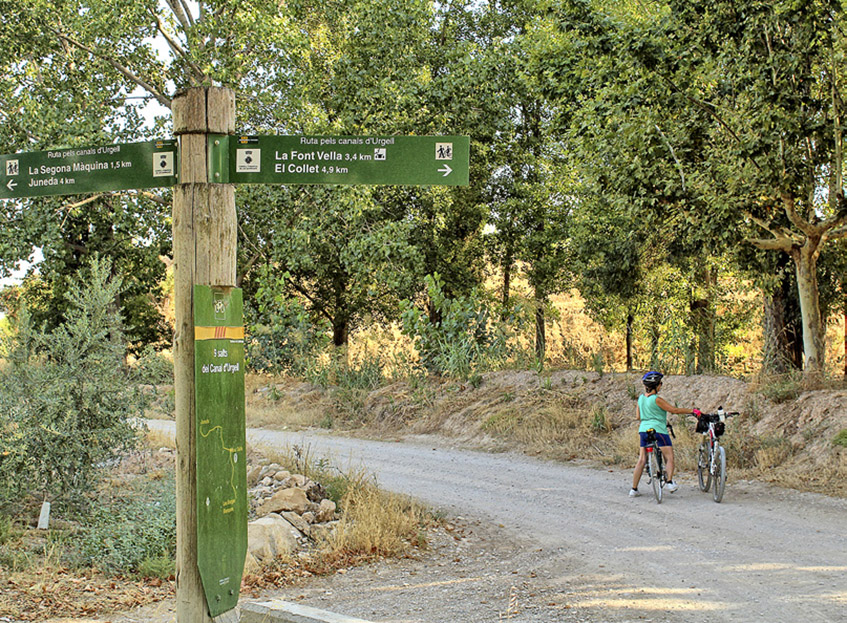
[629,488,641,497]
[667,481,679,493]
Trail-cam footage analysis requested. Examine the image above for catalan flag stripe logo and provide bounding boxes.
[194,326,245,341]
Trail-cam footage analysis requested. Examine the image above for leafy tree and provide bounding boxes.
[478,0,578,362]
[627,0,847,377]
[0,0,175,348]
[240,185,421,349]
[532,0,847,378]
[236,1,516,348]
[0,256,145,510]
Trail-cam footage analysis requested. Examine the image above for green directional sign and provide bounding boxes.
[193,285,247,618]
[0,139,177,200]
[220,134,469,186]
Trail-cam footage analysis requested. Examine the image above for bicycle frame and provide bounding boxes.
[643,427,671,504]
[704,424,720,472]
[692,410,737,503]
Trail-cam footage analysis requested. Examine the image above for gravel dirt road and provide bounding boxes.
[136,422,847,623]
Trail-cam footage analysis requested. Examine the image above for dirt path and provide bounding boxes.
[139,422,847,623]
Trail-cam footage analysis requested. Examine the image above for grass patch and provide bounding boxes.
[0,444,177,619]
[321,473,429,560]
[753,372,805,403]
[833,429,847,448]
[753,371,847,404]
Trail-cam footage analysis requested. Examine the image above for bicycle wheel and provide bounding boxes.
[697,442,712,492]
[712,445,727,503]
[649,450,662,503]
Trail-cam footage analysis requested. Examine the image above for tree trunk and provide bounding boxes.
[501,250,512,319]
[792,243,826,378]
[534,294,546,364]
[332,315,349,349]
[625,312,634,371]
[762,289,792,374]
[649,326,660,371]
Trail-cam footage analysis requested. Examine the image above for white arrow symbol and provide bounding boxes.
[438,164,452,177]
[6,179,16,192]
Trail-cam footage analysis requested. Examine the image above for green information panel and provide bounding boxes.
[194,286,247,618]
[0,139,177,200]
[224,134,469,186]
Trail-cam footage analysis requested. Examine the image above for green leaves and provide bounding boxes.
[0,256,145,510]
[399,273,517,379]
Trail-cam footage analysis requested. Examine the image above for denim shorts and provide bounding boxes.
[639,432,673,447]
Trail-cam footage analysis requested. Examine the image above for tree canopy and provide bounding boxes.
[1,0,845,377]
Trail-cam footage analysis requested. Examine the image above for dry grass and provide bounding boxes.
[245,374,326,429]
[145,427,175,450]
[251,442,431,563]
[320,475,428,559]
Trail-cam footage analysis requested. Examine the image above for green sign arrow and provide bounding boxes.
[0,139,177,200]
[193,285,247,618]
[221,135,469,186]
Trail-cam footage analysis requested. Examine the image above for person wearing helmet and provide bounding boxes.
[629,371,694,497]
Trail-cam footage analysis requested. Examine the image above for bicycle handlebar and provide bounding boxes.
[686,411,740,419]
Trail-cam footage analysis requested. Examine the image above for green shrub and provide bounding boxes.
[332,352,384,391]
[757,372,804,403]
[833,429,847,448]
[399,273,517,380]
[591,406,610,433]
[73,473,176,575]
[133,345,174,385]
[0,257,145,510]
[0,514,13,545]
[136,552,176,580]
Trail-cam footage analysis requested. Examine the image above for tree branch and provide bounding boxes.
[826,226,847,240]
[53,31,171,109]
[780,192,819,238]
[287,276,331,324]
[654,71,764,173]
[236,250,261,288]
[59,194,105,213]
[743,210,802,244]
[150,9,205,84]
[744,236,795,252]
[134,190,170,206]
[655,124,685,192]
[165,0,194,30]
[63,240,90,255]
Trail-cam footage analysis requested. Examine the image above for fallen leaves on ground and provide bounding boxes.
[0,567,173,622]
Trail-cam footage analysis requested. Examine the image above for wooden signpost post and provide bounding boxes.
[0,85,469,622]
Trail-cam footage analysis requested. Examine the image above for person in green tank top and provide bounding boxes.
[629,371,696,497]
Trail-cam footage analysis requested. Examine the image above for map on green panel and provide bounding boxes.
[194,285,247,618]
[0,140,177,200]
[221,134,470,186]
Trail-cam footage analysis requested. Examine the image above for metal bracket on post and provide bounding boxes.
[208,134,230,184]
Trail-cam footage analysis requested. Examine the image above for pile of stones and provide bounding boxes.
[244,461,339,572]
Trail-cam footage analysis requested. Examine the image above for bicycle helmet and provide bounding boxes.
[642,371,664,389]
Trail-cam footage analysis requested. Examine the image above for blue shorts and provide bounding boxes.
[639,432,673,447]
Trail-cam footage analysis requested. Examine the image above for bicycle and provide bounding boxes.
[689,407,739,503]
[643,423,675,503]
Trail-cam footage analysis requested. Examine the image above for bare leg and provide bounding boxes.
[661,445,675,481]
[632,447,647,489]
